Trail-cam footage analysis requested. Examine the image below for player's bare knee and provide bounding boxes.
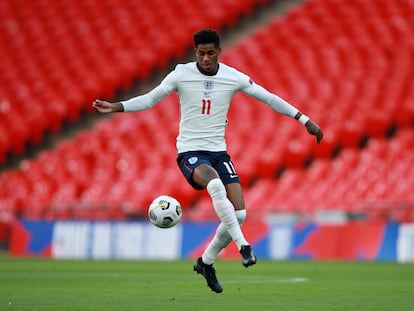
[225,183,245,210]
[193,164,219,188]
[230,197,245,211]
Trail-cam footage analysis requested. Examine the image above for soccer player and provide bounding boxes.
[93,29,323,293]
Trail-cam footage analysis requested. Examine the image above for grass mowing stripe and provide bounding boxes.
[0,258,413,311]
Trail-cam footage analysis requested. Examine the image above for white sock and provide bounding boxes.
[206,178,248,250]
[202,210,246,265]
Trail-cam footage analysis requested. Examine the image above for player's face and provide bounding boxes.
[195,43,221,74]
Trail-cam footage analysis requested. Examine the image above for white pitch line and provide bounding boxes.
[225,277,309,284]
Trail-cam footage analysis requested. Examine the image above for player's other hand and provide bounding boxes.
[93,100,123,113]
[305,120,323,144]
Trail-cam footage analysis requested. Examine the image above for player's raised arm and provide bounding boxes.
[93,70,176,114]
[241,79,324,144]
[93,99,124,113]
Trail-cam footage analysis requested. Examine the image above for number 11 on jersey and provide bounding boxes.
[202,99,211,114]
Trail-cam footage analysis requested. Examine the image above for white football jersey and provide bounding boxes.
[122,62,299,153]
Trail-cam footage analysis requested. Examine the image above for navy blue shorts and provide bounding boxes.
[176,151,240,190]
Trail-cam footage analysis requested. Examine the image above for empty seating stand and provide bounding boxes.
[0,0,270,163]
[243,128,414,222]
[0,0,413,223]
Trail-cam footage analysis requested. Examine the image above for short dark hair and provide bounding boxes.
[193,29,220,48]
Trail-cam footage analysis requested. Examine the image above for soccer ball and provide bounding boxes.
[148,195,182,228]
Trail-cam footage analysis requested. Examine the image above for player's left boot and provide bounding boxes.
[193,257,223,293]
[240,245,257,268]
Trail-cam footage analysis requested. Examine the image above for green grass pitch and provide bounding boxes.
[1,257,413,311]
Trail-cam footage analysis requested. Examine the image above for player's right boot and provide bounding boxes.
[193,257,223,293]
[240,245,257,267]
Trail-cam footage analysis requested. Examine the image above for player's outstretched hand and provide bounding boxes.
[305,120,323,144]
[93,99,124,113]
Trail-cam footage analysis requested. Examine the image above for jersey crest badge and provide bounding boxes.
[204,80,214,90]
